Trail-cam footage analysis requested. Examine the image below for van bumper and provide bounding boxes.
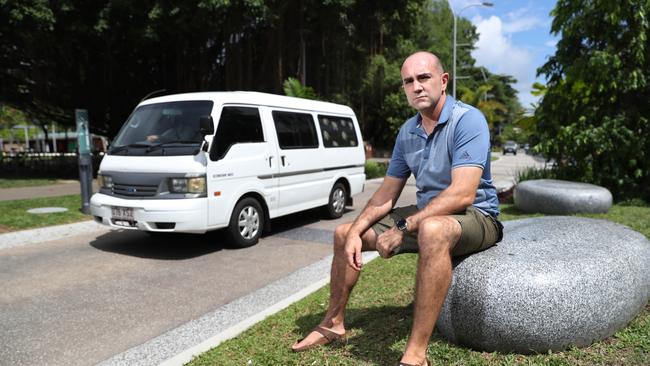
[90,193,209,233]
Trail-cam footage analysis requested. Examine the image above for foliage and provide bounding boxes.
[364,160,387,179]
[0,153,102,178]
[1,0,523,150]
[514,166,558,184]
[535,0,650,201]
[282,78,319,100]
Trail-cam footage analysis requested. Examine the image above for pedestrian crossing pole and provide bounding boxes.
[75,109,92,214]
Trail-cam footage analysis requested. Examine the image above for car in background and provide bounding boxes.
[503,140,518,155]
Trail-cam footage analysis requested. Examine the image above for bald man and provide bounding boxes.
[292,51,502,366]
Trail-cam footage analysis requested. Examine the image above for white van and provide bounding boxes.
[90,92,365,247]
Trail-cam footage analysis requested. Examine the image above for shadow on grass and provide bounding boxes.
[294,306,409,364]
[293,304,454,365]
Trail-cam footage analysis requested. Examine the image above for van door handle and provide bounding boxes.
[281,156,286,166]
[268,156,273,167]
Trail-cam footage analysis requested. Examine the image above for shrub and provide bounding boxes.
[365,160,387,179]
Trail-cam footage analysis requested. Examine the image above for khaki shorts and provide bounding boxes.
[371,205,503,257]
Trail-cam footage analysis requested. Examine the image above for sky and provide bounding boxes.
[448,0,559,111]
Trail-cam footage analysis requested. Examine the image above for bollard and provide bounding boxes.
[76,109,93,214]
[78,154,93,214]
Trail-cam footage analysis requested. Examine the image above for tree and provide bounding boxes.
[536,0,650,201]
[0,0,523,153]
[283,77,319,99]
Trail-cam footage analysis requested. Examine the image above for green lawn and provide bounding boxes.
[188,203,650,366]
[0,178,59,188]
[0,195,91,232]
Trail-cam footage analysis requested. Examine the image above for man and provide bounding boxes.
[291,51,502,366]
[146,115,200,143]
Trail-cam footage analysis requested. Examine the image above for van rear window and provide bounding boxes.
[272,111,318,149]
[318,115,358,148]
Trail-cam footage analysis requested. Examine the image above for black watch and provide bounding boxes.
[396,218,408,233]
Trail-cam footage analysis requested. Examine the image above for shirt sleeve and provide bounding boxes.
[386,127,412,178]
[451,108,490,170]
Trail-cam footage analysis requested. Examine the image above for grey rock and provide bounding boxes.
[514,179,612,214]
[436,216,650,354]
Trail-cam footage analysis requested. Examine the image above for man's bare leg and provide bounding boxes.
[291,222,378,350]
[400,216,461,365]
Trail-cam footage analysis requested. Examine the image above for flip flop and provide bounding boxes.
[291,325,346,352]
[398,358,430,366]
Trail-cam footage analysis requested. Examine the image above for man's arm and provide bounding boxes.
[345,175,407,270]
[348,175,407,236]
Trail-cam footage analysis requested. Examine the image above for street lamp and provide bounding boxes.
[452,1,493,98]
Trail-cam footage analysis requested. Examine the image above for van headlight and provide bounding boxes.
[169,176,206,194]
[97,174,113,189]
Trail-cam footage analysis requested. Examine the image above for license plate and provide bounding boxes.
[111,206,134,221]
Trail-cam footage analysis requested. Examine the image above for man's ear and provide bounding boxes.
[441,73,450,90]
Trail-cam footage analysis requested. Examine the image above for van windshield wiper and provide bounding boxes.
[159,140,201,145]
[144,140,201,151]
[110,142,161,154]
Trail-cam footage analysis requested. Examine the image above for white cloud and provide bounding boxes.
[502,16,547,34]
[471,15,539,109]
[544,39,558,48]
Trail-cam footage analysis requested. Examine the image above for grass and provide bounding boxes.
[0,178,59,188]
[0,194,91,232]
[188,203,650,366]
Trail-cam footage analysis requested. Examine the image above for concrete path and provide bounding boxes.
[491,153,548,192]
[0,180,99,201]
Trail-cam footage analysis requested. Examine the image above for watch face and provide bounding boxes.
[397,218,407,231]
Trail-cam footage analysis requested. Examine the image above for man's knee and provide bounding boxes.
[333,223,352,250]
[417,216,461,254]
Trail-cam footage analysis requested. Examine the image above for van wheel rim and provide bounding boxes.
[238,206,259,239]
[333,188,345,213]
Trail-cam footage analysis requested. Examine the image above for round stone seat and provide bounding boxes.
[514,179,612,214]
[436,216,650,354]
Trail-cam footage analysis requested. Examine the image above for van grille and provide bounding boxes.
[113,183,159,197]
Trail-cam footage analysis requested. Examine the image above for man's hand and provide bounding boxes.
[344,234,363,271]
[376,227,404,258]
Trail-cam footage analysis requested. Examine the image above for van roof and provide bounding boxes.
[140,91,355,115]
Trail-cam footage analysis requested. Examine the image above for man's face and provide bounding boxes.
[401,56,449,112]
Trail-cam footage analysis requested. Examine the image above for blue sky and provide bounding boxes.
[448,0,559,110]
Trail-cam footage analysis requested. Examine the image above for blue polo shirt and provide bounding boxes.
[386,96,499,217]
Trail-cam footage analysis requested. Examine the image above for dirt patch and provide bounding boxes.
[0,224,13,233]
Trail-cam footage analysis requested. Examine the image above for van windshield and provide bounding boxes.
[109,100,214,156]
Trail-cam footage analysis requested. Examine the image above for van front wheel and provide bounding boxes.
[228,197,264,248]
[325,183,347,219]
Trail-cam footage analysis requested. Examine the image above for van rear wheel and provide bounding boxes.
[228,197,264,248]
[324,183,347,219]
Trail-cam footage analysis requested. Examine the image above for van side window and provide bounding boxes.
[272,111,318,149]
[211,106,264,161]
[318,115,358,148]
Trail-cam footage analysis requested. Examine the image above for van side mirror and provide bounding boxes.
[199,116,214,136]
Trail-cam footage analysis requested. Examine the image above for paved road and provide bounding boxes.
[0,153,540,366]
[0,179,418,366]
